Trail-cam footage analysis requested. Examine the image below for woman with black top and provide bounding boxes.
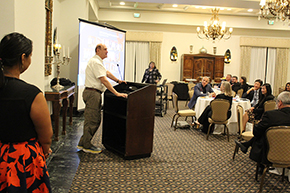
[193,81,233,134]
[242,83,274,132]
[0,32,53,192]
[240,76,249,94]
[141,61,162,84]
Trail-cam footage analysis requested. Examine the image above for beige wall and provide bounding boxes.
[160,32,241,82]
[1,1,290,110]
[0,0,45,91]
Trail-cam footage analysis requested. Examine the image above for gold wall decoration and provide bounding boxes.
[45,0,53,76]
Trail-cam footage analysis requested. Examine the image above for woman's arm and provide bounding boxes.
[141,69,148,83]
[30,93,53,156]
[156,69,162,82]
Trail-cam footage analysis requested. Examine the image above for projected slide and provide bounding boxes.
[78,19,126,110]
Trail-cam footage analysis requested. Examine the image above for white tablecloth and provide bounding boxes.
[195,97,251,134]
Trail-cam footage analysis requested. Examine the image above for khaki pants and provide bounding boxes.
[78,89,102,149]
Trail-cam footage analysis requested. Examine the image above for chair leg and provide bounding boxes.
[232,144,239,160]
[282,168,285,182]
[174,116,180,130]
[224,124,229,142]
[259,166,268,193]
[171,114,177,128]
[206,123,212,140]
[255,163,260,182]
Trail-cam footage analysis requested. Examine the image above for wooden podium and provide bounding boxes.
[102,82,156,159]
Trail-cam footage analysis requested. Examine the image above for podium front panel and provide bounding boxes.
[102,82,156,159]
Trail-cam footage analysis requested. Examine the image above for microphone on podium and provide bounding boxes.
[117,64,123,81]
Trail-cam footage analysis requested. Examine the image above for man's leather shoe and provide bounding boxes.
[235,140,248,154]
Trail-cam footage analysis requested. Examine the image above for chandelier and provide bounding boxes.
[196,8,233,43]
[258,0,290,22]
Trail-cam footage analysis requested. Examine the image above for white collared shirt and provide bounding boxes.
[84,55,107,92]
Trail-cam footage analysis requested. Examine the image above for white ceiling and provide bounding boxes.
[97,0,262,17]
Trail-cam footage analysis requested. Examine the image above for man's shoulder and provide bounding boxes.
[265,107,290,117]
[195,83,202,87]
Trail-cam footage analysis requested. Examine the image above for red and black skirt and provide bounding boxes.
[0,139,51,193]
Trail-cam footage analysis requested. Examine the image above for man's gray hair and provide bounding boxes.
[277,91,290,105]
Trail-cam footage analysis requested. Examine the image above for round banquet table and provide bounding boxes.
[195,97,251,134]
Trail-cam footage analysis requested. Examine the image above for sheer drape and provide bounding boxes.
[274,48,289,96]
[135,42,150,82]
[149,42,162,69]
[249,47,267,84]
[266,48,276,87]
[125,42,149,82]
[240,46,252,79]
[125,42,136,82]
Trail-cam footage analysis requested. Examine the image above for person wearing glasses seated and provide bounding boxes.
[242,83,274,132]
[242,79,263,107]
[188,76,215,109]
[193,81,233,134]
[235,91,290,173]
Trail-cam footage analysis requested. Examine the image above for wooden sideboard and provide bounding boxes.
[182,53,224,83]
[45,85,75,141]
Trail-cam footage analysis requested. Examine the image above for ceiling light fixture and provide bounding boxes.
[258,0,290,23]
[120,2,125,6]
[172,4,178,8]
[196,8,233,44]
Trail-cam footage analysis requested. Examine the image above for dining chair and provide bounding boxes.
[237,88,243,98]
[264,100,276,112]
[166,83,174,108]
[232,105,253,160]
[231,90,236,97]
[185,83,195,107]
[171,92,196,130]
[255,126,290,193]
[207,99,231,141]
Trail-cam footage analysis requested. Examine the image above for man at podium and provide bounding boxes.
[77,43,127,154]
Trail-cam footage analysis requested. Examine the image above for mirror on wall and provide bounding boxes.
[224,49,231,64]
[170,46,178,61]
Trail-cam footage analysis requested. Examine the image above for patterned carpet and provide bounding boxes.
[69,102,290,192]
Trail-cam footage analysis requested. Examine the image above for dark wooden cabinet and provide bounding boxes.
[102,82,156,160]
[182,53,224,83]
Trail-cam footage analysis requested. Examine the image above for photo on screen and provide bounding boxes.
[77,19,126,110]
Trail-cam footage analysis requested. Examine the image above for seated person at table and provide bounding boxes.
[193,81,233,134]
[284,82,290,92]
[242,79,263,107]
[188,77,215,109]
[218,74,232,88]
[242,83,274,132]
[235,91,290,171]
[231,76,241,93]
[240,76,249,94]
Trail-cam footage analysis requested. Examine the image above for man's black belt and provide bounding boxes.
[85,87,102,94]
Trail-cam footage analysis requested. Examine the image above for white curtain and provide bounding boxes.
[125,42,149,83]
[265,48,276,86]
[249,47,267,84]
[125,42,136,82]
[135,42,150,83]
